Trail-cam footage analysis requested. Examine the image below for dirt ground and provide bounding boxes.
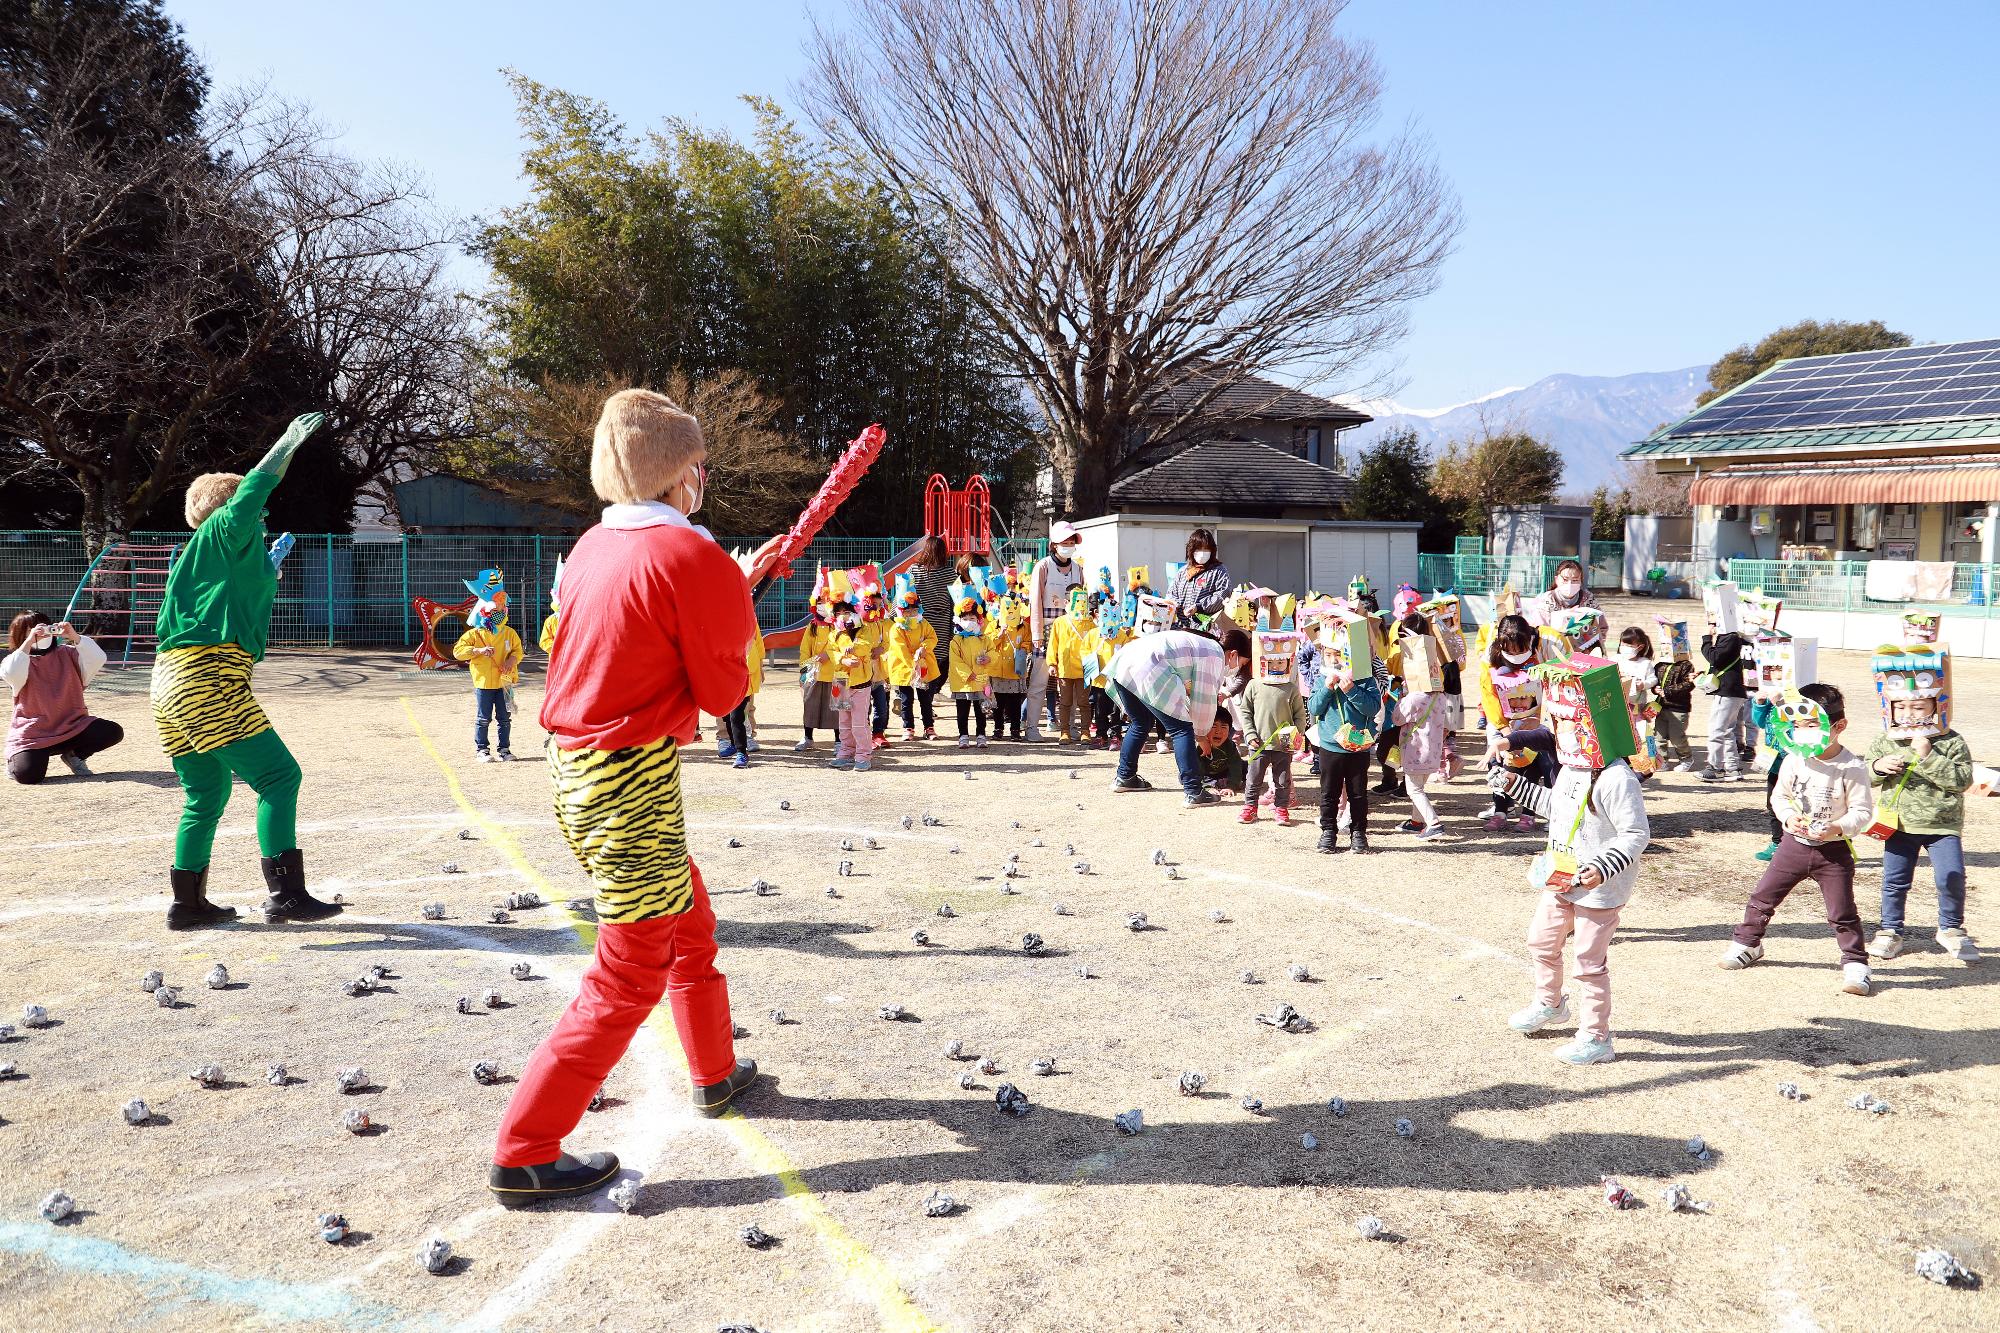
[0,608,1994,1332]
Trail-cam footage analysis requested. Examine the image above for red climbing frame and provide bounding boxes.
[923,474,992,557]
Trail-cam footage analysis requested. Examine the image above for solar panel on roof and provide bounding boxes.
[1662,338,2000,439]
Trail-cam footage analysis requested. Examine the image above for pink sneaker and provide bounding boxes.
[1483,813,1507,833]
[1238,804,1258,824]
[1515,812,1536,832]
[1274,807,1293,827]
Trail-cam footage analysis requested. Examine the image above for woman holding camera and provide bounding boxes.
[4,611,124,784]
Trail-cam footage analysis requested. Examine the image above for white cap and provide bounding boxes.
[1049,521,1081,546]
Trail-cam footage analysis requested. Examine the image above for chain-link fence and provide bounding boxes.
[0,530,1052,649]
[1729,558,2000,615]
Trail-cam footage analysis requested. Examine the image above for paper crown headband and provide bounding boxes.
[1771,689,1833,758]
[948,579,984,616]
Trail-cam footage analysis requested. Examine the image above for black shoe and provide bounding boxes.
[692,1058,760,1118]
[166,866,237,931]
[1371,779,1397,795]
[1317,830,1342,854]
[1111,775,1155,793]
[1351,830,1372,855]
[258,849,342,922]
[1184,789,1221,808]
[487,1151,620,1207]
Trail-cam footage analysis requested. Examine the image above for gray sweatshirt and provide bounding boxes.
[1494,762,1650,909]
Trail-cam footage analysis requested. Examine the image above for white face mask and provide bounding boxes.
[1192,549,1212,566]
[1618,645,1640,660]
[1502,649,1534,665]
[1053,544,1076,563]
[1556,579,1582,599]
[955,616,980,634]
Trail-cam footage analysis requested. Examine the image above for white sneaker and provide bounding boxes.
[1674,761,1698,773]
[1508,996,1573,1034]
[1718,942,1763,970]
[60,753,93,777]
[975,736,989,748]
[476,751,495,764]
[1937,928,1980,964]
[745,737,761,753]
[1866,930,1905,960]
[792,739,814,753]
[957,735,971,749]
[1841,962,1872,996]
[496,750,515,763]
[1553,1036,1615,1065]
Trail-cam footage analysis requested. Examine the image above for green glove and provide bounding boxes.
[252,412,326,480]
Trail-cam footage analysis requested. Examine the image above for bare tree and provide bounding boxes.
[803,0,1460,517]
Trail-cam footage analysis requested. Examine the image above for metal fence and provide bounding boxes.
[1414,550,1624,598]
[0,530,1050,648]
[1729,558,2000,615]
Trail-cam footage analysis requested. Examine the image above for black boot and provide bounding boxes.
[488,1151,620,1208]
[166,867,237,931]
[1317,829,1343,854]
[692,1058,760,1118]
[259,848,342,922]
[1351,827,1373,855]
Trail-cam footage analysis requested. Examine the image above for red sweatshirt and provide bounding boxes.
[540,514,755,751]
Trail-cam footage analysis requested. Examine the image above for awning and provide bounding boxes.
[1689,455,2000,506]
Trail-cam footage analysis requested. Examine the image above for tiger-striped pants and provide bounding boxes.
[495,734,734,1164]
[151,644,300,868]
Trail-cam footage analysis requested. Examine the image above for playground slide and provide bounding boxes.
[760,538,929,652]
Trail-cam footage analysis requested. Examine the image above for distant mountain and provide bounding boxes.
[1345,366,1707,494]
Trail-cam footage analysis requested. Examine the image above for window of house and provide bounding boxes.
[1303,425,1321,465]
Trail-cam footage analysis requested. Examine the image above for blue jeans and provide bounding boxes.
[475,687,512,753]
[1880,831,1966,933]
[1112,686,1201,798]
[870,682,891,737]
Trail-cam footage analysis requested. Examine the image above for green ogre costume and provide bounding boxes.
[151,412,341,929]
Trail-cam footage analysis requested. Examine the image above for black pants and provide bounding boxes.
[1765,751,1784,845]
[7,716,124,784]
[723,702,750,752]
[956,697,987,737]
[1090,685,1120,739]
[1375,723,1401,776]
[1316,746,1370,832]
[991,692,1026,737]
[897,681,940,731]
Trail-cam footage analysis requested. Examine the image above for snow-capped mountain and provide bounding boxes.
[1345,366,1707,494]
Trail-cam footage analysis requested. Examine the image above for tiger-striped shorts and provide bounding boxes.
[151,644,271,758]
[549,735,693,924]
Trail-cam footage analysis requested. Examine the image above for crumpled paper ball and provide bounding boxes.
[958,1072,977,1090]
[962,770,975,781]
[365,965,390,982]
[936,903,956,918]
[589,1086,607,1112]
[1685,1135,1713,1161]
[1355,1215,1384,1240]
[910,929,931,946]
[1125,912,1148,931]
[878,1004,906,1021]
[140,970,163,993]
[739,1224,775,1248]
[732,1022,750,1039]
[1030,1058,1055,1077]
[780,799,793,811]
[921,812,940,827]
[1915,1248,1975,1287]
[1030,837,1044,848]
[1659,1182,1712,1214]
[1327,1096,1349,1118]
[342,1108,371,1134]
[441,862,462,875]
[725,836,743,849]
[922,1188,956,1217]
[1073,862,1092,875]
[1395,1118,1415,1138]
[1600,1176,1637,1209]
[608,1178,641,1214]
[458,828,476,841]
[900,815,915,830]
[509,961,532,981]
[1257,1003,1308,1033]
[1002,862,1023,879]
[1051,902,1072,916]
[865,837,882,850]
[824,886,840,899]
[948,843,961,854]
[335,1066,368,1094]
[979,1056,1002,1076]
[418,1236,453,1273]
[752,878,775,896]
[456,996,474,1015]
[1209,909,1228,923]
[1064,843,1076,856]
[265,1063,288,1087]
[1301,1133,1319,1150]
[0,1023,14,1041]
[154,985,180,1008]
[21,1004,50,1029]
[39,1190,74,1222]
[489,909,512,924]
[1288,964,1312,983]
[944,1039,968,1061]
[481,989,503,1008]
[1021,933,1045,955]
[1067,769,1079,780]
[839,838,855,852]
[999,882,1021,896]
[836,861,855,877]
[189,1064,225,1088]
[1073,965,1091,979]
[342,976,374,998]
[1178,1071,1206,1096]
[1113,1108,1143,1135]
[1239,970,1257,984]
[122,1098,152,1125]
[994,1083,1030,1116]
[1240,1096,1264,1114]
[1847,1092,1893,1115]
[471,1060,501,1085]
[205,964,230,989]
[1152,848,1168,866]
[1777,1081,1806,1101]
[421,902,447,921]
[318,1212,349,1243]
[768,1009,789,1026]
[506,891,543,910]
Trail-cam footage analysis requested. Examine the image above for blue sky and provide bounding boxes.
[168,0,2000,408]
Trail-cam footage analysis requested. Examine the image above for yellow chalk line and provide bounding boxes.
[399,698,941,1333]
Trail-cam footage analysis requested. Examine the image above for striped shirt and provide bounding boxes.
[1108,630,1227,736]
[1166,562,1232,621]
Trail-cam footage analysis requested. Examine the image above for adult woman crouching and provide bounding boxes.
[4,613,123,783]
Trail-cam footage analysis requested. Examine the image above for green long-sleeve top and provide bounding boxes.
[1864,729,1974,835]
[1239,679,1308,747]
[155,414,321,663]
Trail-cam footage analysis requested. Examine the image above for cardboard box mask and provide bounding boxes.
[1417,594,1466,664]
[1751,635,1817,701]
[1534,653,1639,769]
[1655,616,1692,664]
[1253,630,1298,685]
[1314,606,1375,678]
[1873,646,1951,740]
[1401,634,1445,694]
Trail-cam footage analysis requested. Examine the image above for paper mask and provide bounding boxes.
[1392,583,1421,620]
[1401,634,1444,694]
[1703,580,1742,636]
[1558,607,1607,653]
[1253,630,1298,686]
[1534,653,1639,769]
[1417,595,1466,665]
[1902,611,1941,645]
[1655,616,1692,664]
[893,572,920,613]
[1315,605,1375,679]
[1126,565,1151,593]
[1873,646,1951,740]
[1751,635,1817,701]
[1771,690,1834,758]
[1067,586,1090,617]
[464,567,507,631]
[1134,594,1174,636]
[1741,588,1783,634]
